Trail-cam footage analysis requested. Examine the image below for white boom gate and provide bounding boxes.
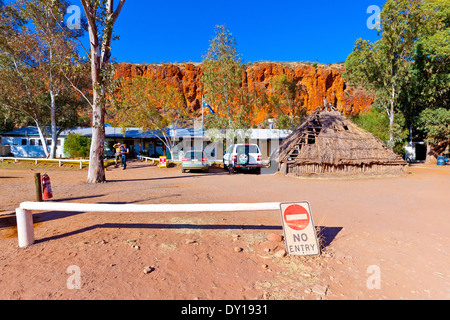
[16,201,282,248]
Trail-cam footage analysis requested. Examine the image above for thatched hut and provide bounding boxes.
[278,104,407,176]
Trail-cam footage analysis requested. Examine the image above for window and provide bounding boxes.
[21,139,27,146]
[236,145,259,154]
[30,139,36,146]
[186,151,204,159]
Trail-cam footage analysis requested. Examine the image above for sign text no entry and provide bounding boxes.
[279,201,320,256]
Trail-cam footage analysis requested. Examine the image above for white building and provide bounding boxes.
[1,126,292,160]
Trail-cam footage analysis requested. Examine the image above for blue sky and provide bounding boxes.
[69,0,385,64]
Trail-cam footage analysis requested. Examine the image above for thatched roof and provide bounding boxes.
[278,104,406,167]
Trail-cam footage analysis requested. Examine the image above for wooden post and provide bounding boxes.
[34,173,42,202]
[16,208,34,248]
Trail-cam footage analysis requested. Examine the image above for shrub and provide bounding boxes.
[63,134,91,158]
[352,107,408,155]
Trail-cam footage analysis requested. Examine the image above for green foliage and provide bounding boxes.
[344,0,449,152]
[269,74,307,129]
[418,108,450,144]
[201,25,248,128]
[63,134,91,158]
[397,0,450,133]
[276,113,293,130]
[113,76,187,132]
[112,75,188,158]
[352,107,408,155]
[0,0,90,159]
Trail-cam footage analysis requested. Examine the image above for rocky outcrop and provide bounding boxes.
[115,62,204,110]
[114,61,373,124]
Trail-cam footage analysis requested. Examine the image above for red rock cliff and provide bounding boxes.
[114,62,372,124]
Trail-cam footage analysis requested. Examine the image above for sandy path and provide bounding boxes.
[0,161,448,300]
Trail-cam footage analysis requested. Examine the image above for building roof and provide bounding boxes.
[2,126,292,140]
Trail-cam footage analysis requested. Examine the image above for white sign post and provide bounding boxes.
[279,201,320,256]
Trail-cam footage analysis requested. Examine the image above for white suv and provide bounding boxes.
[223,144,263,174]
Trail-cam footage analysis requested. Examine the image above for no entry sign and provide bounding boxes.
[279,201,320,256]
[283,204,310,231]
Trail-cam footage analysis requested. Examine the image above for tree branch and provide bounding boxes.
[112,0,126,25]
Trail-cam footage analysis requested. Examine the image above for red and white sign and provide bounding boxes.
[283,204,310,231]
[279,202,320,256]
[159,156,167,168]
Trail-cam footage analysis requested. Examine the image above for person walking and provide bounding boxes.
[113,142,121,168]
[120,143,129,170]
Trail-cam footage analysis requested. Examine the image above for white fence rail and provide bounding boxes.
[137,155,223,165]
[1,157,89,169]
[16,201,281,247]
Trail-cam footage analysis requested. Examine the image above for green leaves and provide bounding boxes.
[201,25,246,128]
[113,75,187,135]
[418,108,450,144]
[344,0,449,153]
[63,134,91,158]
[269,74,306,130]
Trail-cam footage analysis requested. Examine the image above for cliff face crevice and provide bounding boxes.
[114,61,372,123]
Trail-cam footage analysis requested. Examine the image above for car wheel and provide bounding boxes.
[238,153,249,165]
[255,167,261,175]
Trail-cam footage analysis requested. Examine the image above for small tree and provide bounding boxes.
[202,25,244,128]
[113,76,188,159]
[269,74,307,129]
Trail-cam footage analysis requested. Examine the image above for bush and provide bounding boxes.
[63,134,91,158]
[352,107,408,155]
[418,108,450,145]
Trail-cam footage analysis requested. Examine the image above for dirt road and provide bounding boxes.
[0,161,448,300]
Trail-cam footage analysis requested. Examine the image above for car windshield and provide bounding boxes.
[236,145,259,153]
[186,151,204,159]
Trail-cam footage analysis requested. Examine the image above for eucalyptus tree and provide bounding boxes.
[0,0,88,157]
[79,0,126,183]
[202,25,244,128]
[344,0,423,150]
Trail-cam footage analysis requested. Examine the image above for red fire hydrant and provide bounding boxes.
[41,173,53,200]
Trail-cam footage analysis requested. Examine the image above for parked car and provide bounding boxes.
[181,150,209,173]
[223,143,263,174]
[104,145,115,159]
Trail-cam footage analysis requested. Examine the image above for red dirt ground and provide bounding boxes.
[0,161,448,300]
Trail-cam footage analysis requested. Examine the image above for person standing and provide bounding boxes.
[113,142,121,168]
[120,143,129,170]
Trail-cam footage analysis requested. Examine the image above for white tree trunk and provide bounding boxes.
[86,44,106,183]
[35,121,49,158]
[49,86,57,159]
[388,83,395,151]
